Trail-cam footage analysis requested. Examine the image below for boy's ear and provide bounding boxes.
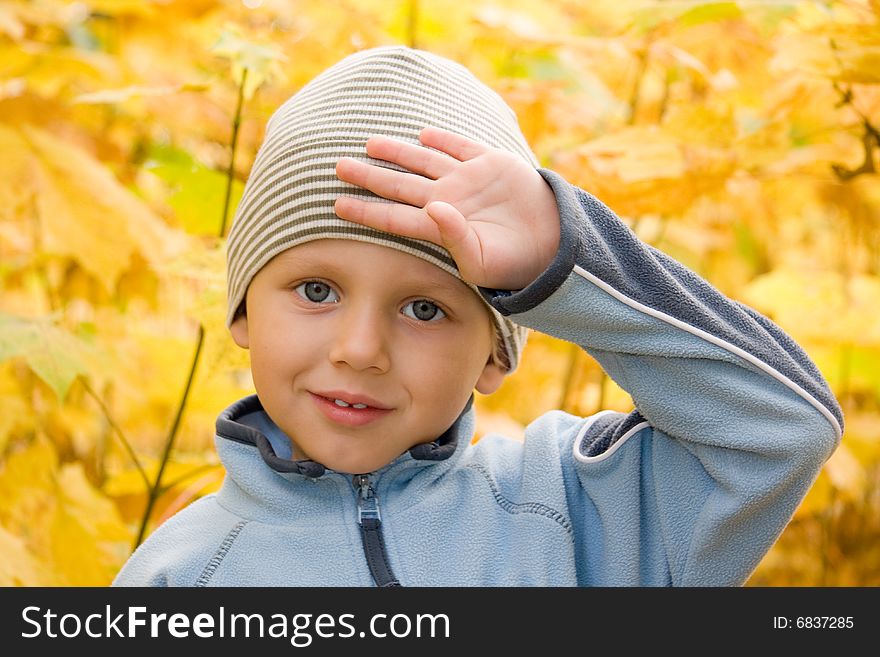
[229,314,250,349]
[475,360,507,395]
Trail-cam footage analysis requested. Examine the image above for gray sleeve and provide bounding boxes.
[483,167,843,440]
[480,170,843,585]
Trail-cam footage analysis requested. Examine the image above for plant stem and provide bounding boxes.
[595,370,607,414]
[81,379,151,491]
[220,67,248,238]
[132,68,249,550]
[819,486,837,586]
[133,325,204,549]
[559,342,581,412]
[627,39,652,125]
[408,0,419,49]
[838,342,852,408]
[159,462,219,492]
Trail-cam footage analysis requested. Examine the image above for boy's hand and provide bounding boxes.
[334,126,560,291]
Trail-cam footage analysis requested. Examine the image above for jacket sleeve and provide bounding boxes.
[482,169,844,586]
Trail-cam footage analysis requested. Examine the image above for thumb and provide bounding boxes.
[424,201,483,283]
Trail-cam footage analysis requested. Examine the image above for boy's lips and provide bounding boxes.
[309,392,393,427]
[311,390,392,410]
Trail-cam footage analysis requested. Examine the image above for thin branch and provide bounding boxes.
[133,325,205,549]
[829,53,880,181]
[158,462,220,494]
[408,0,419,50]
[627,42,652,126]
[133,68,250,550]
[81,379,151,491]
[219,67,248,238]
[558,342,581,412]
[595,370,608,416]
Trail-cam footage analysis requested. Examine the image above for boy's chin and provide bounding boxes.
[326,455,399,475]
[299,448,403,476]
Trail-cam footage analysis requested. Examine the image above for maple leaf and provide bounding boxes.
[0,313,93,401]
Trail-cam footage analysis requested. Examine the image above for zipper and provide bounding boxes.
[353,474,401,587]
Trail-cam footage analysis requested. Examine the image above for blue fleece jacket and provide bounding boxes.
[112,171,843,587]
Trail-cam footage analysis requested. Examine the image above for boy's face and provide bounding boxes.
[230,239,506,474]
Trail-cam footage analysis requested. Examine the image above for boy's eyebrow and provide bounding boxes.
[278,250,474,299]
[407,275,475,300]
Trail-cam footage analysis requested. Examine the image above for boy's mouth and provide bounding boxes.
[331,398,368,409]
[311,390,392,411]
[309,391,394,427]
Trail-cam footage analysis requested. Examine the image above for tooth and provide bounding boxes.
[334,399,350,407]
[352,403,367,409]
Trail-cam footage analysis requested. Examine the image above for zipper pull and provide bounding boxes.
[354,474,381,525]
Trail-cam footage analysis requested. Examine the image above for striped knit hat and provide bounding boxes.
[226,46,534,371]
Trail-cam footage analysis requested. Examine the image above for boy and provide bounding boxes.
[113,45,843,586]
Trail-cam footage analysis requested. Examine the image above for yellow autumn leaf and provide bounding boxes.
[791,470,827,519]
[742,269,880,346]
[0,4,25,42]
[0,312,94,401]
[0,439,57,527]
[0,525,47,586]
[0,123,36,223]
[58,463,131,543]
[0,366,32,455]
[477,332,565,425]
[154,466,225,526]
[18,124,188,293]
[552,126,736,216]
[73,82,209,105]
[473,5,562,45]
[49,463,131,585]
[6,45,117,98]
[83,0,158,18]
[211,28,287,100]
[838,411,880,464]
[773,24,880,84]
[0,439,131,585]
[474,409,526,443]
[0,0,83,31]
[154,239,252,381]
[662,105,737,149]
[823,442,867,504]
[104,458,219,499]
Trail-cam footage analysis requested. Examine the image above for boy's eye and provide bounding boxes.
[402,299,446,322]
[295,281,339,304]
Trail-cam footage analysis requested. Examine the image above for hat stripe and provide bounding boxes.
[256,60,534,170]
[266,86,531,157]
[230,105,534,256]
[244,94,533,211]
[272,54,517,126]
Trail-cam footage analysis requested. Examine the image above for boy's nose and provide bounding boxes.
[327,307,391,373]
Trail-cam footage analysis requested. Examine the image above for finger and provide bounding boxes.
[424,201,483,278]
[336,158,433,206]
[334,196,442,244]
[419,126,489,162]
[364,135,457,179]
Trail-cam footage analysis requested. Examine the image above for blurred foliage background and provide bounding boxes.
[0,0,878,586]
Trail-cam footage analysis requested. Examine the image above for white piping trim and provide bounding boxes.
[574,420,652,464]
[572,265,843,440]
[571,410,615,455]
